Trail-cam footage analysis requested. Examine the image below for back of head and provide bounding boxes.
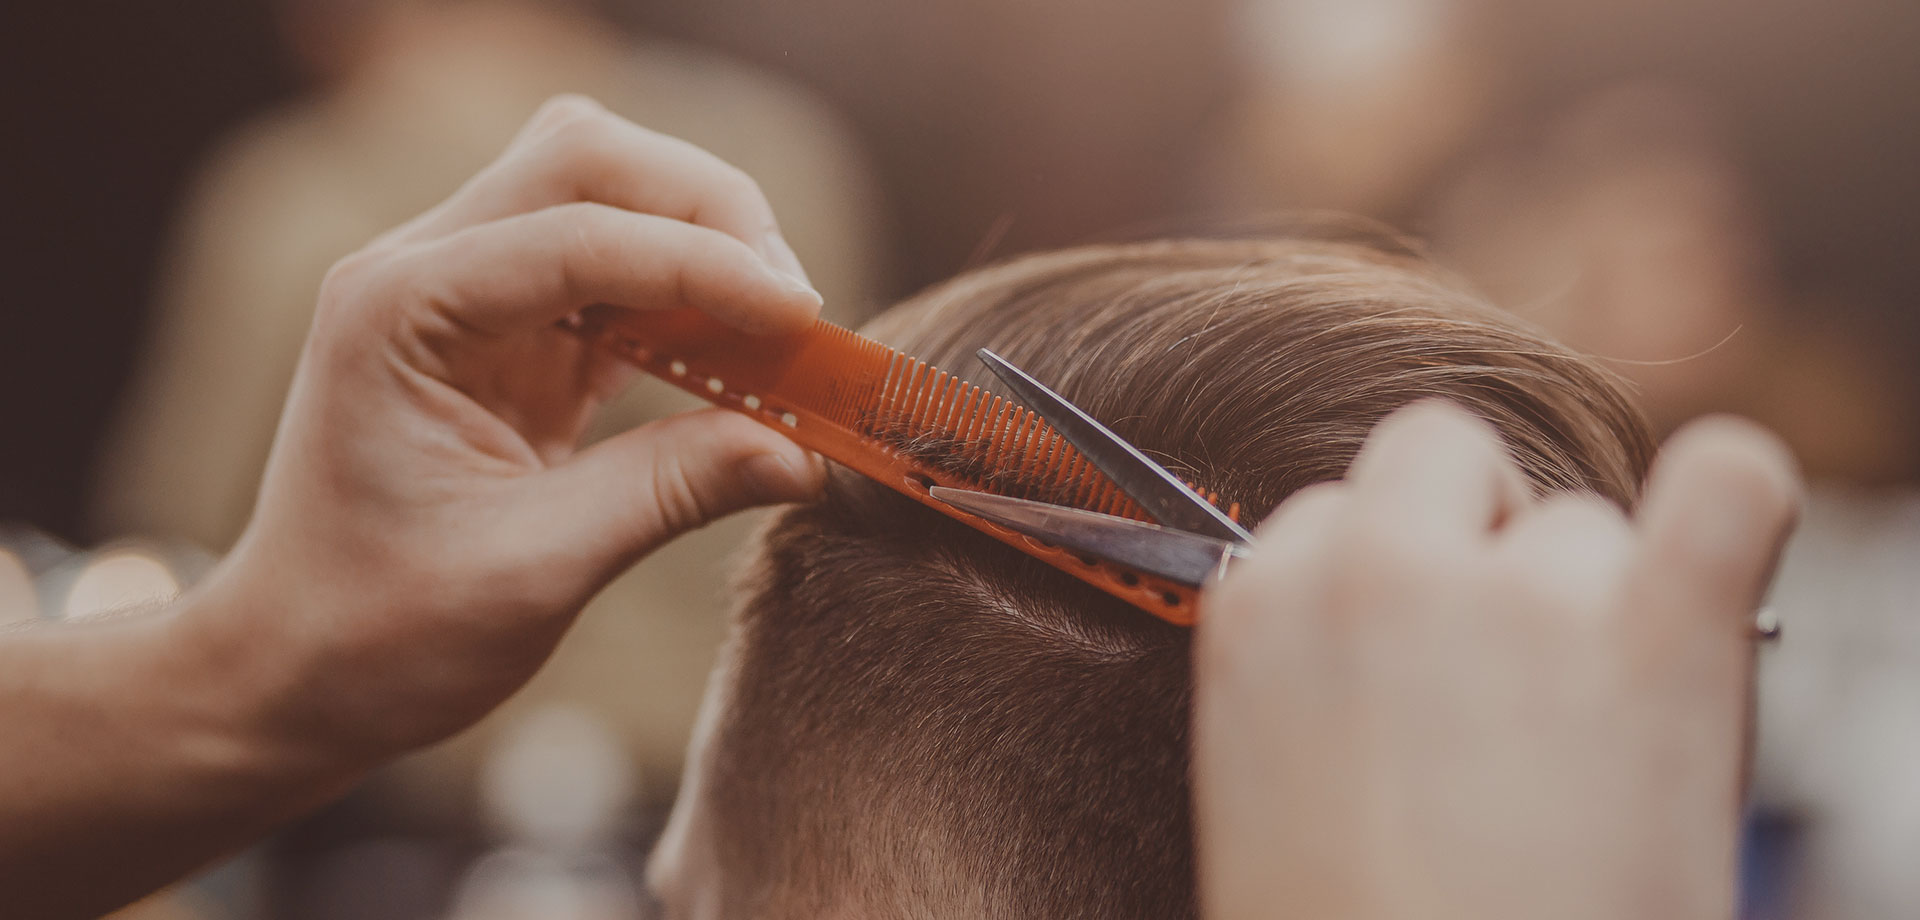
[651,237,1656,919]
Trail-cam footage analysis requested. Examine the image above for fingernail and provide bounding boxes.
[756,257,822,312]
[784,274,824,309]
[758,231,812,287]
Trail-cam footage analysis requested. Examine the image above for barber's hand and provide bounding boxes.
[1195,403,1801,920]
[190,96,826,773]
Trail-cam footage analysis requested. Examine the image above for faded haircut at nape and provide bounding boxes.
[646,237,1656,920]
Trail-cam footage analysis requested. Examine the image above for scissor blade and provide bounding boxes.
[930,486,1246,588]
[975,348,1253,544]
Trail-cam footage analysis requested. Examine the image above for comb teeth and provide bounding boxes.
[844,351,1152,519]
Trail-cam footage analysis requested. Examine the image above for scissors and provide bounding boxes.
[930,348,1785,641]
[927,348,1256,591]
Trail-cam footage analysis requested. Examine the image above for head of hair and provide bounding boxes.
[653,235,1656,919]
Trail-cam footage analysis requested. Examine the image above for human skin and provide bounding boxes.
[0,96,826,919]
[1196,402,1800,920]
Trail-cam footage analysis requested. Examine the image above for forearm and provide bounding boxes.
[0,587,361,919]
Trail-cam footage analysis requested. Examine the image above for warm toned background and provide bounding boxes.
[4,1,1918,917]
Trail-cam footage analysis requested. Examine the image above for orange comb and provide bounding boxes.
[571,305,1223,625]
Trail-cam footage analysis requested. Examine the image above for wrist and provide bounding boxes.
[167,554,373,810]
[0,560,369,915]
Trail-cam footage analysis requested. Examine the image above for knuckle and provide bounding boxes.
[308,249,410,367]
[1377,399,1488,447]
[712,161,770,211]
[532,93,605,131]
[320,247,378,288]
[1480,558,1576,613]
[547,114,619,169]
[316,249,390,315]
[1336,508,1441,576]
[549,199,619,240]
[718,161,763,196]
[551,206,616,303]
[549,198,612,223]
[646,455,719,538]
[1316,508,1463,615]
[543,199,622,250]
[533,119,623,198]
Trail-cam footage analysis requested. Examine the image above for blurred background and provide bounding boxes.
[3,0,1917,917]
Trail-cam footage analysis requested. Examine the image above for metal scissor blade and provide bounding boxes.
[930,486,1247,588]
[975,348,1253,544]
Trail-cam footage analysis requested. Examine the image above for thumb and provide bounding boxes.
[526,407,825,592]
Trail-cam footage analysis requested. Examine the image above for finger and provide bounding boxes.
[389,202,822,335]
[1200,482,1349,657]
[396,95,812,283]
[1628,416,1803,630]
[1244,479,1351,573]
[1625,417,1796,846]
[1194,481,1358,915]
[1345,400,1531,542]
[525,408,826,593]
[1492,493,1635,611]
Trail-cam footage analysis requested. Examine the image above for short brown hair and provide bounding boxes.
[677,237,1655,918]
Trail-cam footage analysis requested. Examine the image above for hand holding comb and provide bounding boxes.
[568,304,1250,625]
